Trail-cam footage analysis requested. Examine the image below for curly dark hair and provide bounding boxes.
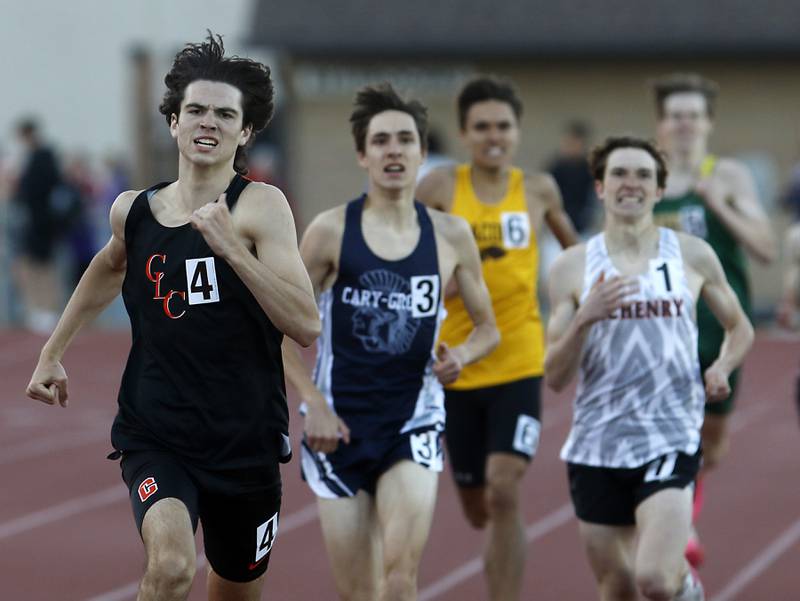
[350,83,429,154]
[159,31,274,174]
[457,76,523,130]
[589,135,668,188]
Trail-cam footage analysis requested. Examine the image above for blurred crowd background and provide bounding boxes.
[2,0,800,331]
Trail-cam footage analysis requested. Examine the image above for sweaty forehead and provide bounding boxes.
[663,92,708,115]
[182,80,243,109]
[367,110,418,136]
[466,100,516,125]
[606,148,657,172]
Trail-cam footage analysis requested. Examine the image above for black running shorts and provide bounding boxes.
[119,449,282,582]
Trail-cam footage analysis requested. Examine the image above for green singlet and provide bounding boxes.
[652,156,751,415]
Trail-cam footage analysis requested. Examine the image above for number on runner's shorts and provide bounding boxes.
[410,430,443,470]
[644,452,678,483]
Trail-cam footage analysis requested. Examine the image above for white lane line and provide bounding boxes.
[0,485,127,540]
[709,516,800,601]
[0,428,109,465]
[83,501,320,601]
[418,503,574,600]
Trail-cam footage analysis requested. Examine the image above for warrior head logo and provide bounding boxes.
[352,269,420,355]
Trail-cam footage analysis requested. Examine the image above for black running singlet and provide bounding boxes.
[111,175,289,472]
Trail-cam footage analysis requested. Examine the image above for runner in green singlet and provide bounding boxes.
[651,73,777,568]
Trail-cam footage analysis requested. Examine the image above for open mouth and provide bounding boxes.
[486,146,504,158]
[384,164,405,174]
[194,137,219,148]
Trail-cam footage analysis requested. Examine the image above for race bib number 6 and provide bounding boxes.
[501,212,530,249]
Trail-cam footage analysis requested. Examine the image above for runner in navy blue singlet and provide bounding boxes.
[283,83,499,601]
[27,34,319,601]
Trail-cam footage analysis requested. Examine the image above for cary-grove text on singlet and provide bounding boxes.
[313,196,445,439]
[111,175,288,471]
[560,229,705,469]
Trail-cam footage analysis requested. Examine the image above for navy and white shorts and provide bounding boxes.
[300,424,444,498]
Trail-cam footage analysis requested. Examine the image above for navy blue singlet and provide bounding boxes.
[313,195,445,439]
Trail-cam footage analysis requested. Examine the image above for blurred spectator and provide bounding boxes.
[781,162,800,221]
[546,120,597,235]
[417,127,454,182]
[61,153,97,287]
[11,118,63,333]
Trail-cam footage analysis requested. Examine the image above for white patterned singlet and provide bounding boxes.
[560,228,705,468]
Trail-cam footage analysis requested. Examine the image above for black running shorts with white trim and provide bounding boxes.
[119,449,282,582]
[444,376,542,487]
[567,448,702,526]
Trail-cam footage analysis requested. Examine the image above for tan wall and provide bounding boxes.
[285,58,800,312]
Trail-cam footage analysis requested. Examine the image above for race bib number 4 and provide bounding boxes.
[501,212,530,249]
[185,257,220,305]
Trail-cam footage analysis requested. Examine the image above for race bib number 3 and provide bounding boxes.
[185,257,220,305]
[501,212,530,249]
[410,275,440,318]
[410,430,443,471]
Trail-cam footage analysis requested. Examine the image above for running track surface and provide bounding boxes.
[1,329,798,600]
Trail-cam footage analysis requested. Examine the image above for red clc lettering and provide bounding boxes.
[145,254,167,300]
[163,290,187,319]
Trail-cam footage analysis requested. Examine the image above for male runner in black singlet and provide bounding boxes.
[26,33,319,601]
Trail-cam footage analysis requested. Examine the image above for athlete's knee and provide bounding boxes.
[458,488,489,529]
[598,570,638,601]
[382,567,417,601]
[635,568,680,601]
[337,581,379,601]
[143,549,196,596]
[485,472,522,518]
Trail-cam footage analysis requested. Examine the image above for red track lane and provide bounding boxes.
[0,330,797,600]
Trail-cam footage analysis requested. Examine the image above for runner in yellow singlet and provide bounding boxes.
[418,76,578,601]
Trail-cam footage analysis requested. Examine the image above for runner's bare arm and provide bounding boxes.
[447,216,499,364]
[527,173,580,248]
[698,159,776,263]
[416,166,456,212]
[203,183,320,347]
[690,237,755,400]
[26,190,136,407]
[281,210,350,452]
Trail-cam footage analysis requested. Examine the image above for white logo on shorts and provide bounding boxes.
[512,415,540,457]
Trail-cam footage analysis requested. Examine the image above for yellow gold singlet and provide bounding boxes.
[439,164,544,390]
